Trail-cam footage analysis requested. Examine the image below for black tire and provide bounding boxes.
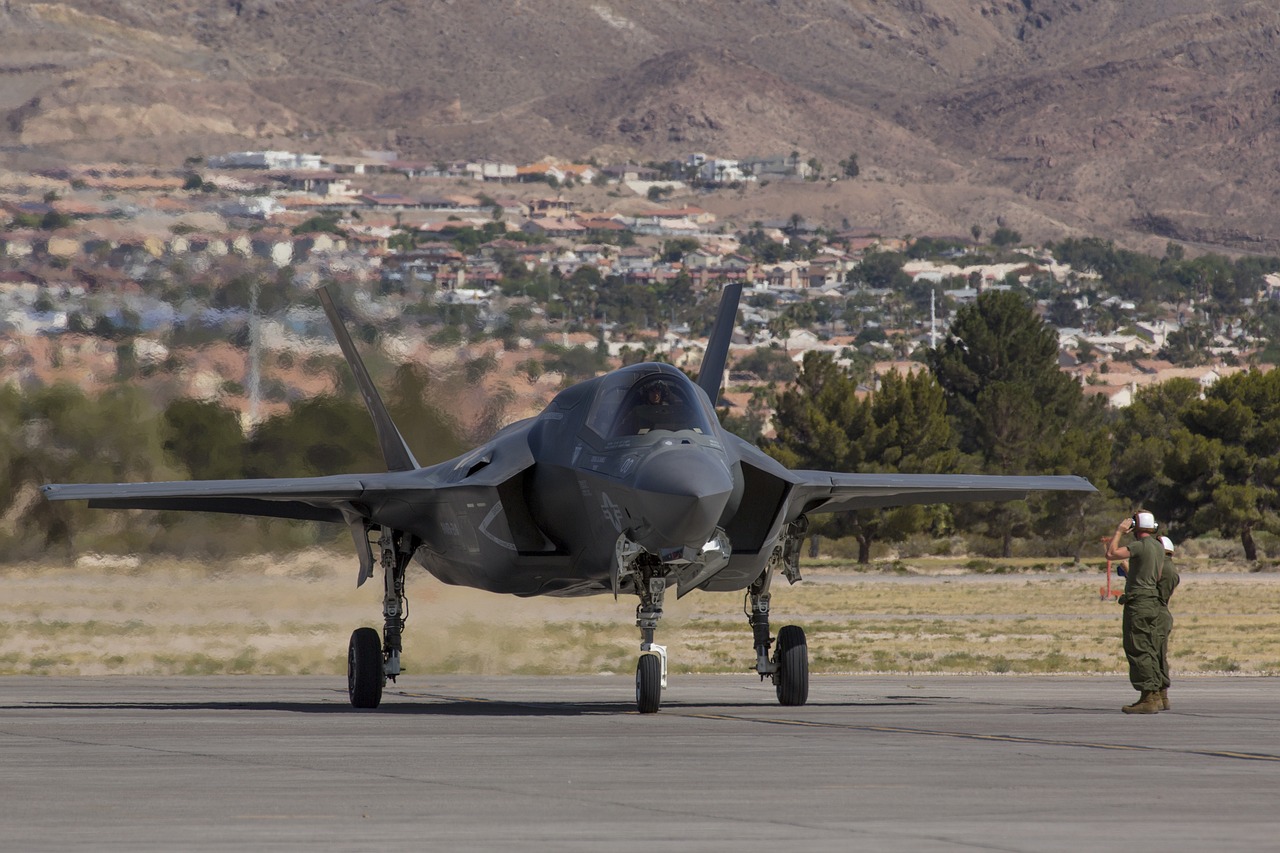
[636,653,662,714]
[348,627,384,709]
[775,624,809,706]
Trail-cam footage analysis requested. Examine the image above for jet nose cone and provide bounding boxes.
[632,447,734,547]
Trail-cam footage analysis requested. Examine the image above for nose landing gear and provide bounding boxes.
[635,576,668,714]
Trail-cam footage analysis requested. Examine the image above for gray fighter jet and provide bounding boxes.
[43,284,1096,712]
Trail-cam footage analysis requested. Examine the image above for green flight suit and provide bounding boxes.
[1121,535,1165,693]
[1156,557,1181,691]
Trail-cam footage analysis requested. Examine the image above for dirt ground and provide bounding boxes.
[4,549,1274,679]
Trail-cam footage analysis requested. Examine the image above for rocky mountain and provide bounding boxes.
[4,0,1280,253]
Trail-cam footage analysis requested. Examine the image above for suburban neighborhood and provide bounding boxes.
[1,148,1272,435]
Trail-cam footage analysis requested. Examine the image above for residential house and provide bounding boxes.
[1135,319,1177,349]
[572,244,613,265]
[530,197,578,218]
[273,171,354,197]
[578,216,630,236]
[687,255,754,289]
[294,232,347,258]
[601,164,659,183]
[250,231,295,267]
[684,249,724,269]
[210,151,322,170]
[0,230,37,259]
[227,233,254,257]
[806,254,854,288]
[187,235,230,257]
[488,197,530,219]
[359,193,428,211]
[385,160,435,179]
[763,262,806,290]
[320,155,389,175]
[522,218,586,239]
[1082,382,1136,408]
[740,155,814,181]
[693,157,748,184]
[463,160,518,182]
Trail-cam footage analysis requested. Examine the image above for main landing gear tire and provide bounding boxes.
[775,624,809,707]
[636,653,662,714]
[348,627,384,709]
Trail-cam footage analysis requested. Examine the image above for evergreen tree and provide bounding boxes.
[768,353,961,562]
[1110,377,1204,529]
[245,397,382,478]
[1181,370,1280,560]
[928,290,1109,555]
[162,399,245,481]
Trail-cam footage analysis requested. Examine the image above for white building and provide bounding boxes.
[208,151,323,170]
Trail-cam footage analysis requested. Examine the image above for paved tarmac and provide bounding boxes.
[2,674,1279,852]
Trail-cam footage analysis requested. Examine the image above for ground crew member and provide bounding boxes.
[1156,535,1180,710]
[1105,510,1165,714]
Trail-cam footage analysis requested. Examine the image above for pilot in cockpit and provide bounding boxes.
[624,378,680,434]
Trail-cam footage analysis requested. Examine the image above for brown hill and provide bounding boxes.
[5,0,1280,252]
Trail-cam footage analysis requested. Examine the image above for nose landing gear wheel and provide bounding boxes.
[636,653,662,714]
[348,627,384,709]
[775,624,809,706]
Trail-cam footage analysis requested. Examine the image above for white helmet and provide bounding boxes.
[1159,536,1174,555]
[1134,511,1158,532]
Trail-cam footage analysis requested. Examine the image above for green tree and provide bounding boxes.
[839,153,860,179]
[162,399,245,480]
[245,397,382,478]
[768,354,961,562]
[847,250,911,289]
[928,291,1109,555]
[767,313,795,355]
[1110,378,1204,529]
[719,386,775,444]
[733,347,797,383]
[387,364,468,465]
[990,227,1022,248]
[661,238,701,263]
[12,385,174,553]
[1177,370,1280,560]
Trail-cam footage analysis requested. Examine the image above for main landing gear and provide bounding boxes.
[746,567,809,707]
[348,529,415,709]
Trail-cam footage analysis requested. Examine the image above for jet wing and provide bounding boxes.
[41,475,374,523]
[784,471,1097,517]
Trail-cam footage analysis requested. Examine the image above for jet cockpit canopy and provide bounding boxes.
[585,365,716,439]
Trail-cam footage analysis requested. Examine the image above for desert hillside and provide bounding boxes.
[4,1,1280,251]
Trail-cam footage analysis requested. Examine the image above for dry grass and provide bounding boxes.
[3,550,1278,678]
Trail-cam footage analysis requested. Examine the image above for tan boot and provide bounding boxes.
[1122,691,1161,714]
[1159,689,1170,711]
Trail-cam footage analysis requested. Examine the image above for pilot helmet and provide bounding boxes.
[1159,535,1174,555]
[642,379,669,402]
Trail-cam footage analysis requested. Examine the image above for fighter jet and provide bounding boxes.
[43,284,1096,712]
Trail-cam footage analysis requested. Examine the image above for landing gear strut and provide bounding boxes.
[635,574,667,714]
[347,528,415,709]
[746,524,809,707]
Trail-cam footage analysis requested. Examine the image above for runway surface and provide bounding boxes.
[3,674,1279,852]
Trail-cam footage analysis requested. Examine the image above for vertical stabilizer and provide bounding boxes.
[696,282,743,406]
[317,287,419,472]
